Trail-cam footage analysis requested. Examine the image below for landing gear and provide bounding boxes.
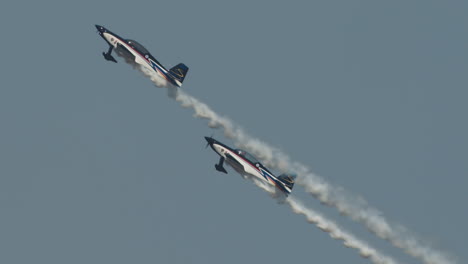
[215,157,227,174]
[102,46,117,63]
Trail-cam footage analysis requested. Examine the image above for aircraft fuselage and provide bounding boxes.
[95,25,184,87]
[205,137,293,196]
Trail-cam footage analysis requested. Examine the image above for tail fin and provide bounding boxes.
[168,63,189,84]
[277,174,296,191]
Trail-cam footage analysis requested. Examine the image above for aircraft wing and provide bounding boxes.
[225,153,244,171]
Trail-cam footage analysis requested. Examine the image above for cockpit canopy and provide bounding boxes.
[126,39,150,55]
[235,149,260,164]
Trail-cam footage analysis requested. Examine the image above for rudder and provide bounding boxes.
[277,174,296,190]
[169,63,189,84]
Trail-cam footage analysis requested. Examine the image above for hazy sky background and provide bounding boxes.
[1,1,467,263]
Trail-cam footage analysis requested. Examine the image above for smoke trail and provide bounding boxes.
[127,61,455,264]
[291,168,455,264]
[167,89,455,264]
[226,165,400,264]
[286,197,400,264]
[228,135,455,264]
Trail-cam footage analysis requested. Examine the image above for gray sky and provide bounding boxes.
[1,1,467,263]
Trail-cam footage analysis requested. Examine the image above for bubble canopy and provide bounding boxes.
[235,149,260,164]
[126,39,150,55]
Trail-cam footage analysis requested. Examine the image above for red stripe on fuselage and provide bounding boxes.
[223,148,275,185]
[217,144,287,193]
[110,34,171,82]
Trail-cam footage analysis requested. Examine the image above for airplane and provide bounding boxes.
[204,136,296,197]
[95,25,189,88]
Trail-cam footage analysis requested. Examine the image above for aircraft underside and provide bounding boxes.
[115,45,136,65]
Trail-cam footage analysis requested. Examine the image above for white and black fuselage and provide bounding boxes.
[205,137,294,196]
[95,25,188,88]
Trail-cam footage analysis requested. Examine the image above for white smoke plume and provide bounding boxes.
[127,61,455,264]
[138,65,172,88]
[167,87,455,264]
[293,170,455,264]
[286,197,400,264]
[168,88,455,264]
[224,163,400,264]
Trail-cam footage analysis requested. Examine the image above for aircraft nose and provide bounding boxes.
[204,136,215,145]
[95,24,104,32]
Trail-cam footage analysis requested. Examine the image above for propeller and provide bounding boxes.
[205,133,215,149]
